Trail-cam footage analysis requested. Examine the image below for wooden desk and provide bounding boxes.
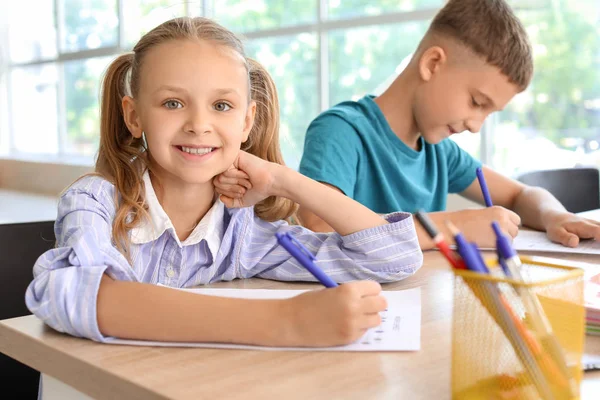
[1,251,599,399]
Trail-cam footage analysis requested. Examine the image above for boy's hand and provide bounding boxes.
[451,206,521,248]
[213,151,278,208]
[542,211,600,247]
[282,281,387,347]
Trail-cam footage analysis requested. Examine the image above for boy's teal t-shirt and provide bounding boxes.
[298,95,482,214]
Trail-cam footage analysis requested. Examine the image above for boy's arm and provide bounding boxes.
[461,166,600,246]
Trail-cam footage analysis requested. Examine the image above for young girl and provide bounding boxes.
[25,17,422,347]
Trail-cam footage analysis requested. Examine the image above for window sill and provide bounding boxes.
[0,154,95,196]
[0,151,95,167]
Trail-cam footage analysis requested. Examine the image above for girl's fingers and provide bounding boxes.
[216,175,252,190]
[360,313,382,330]
[359,295,388,314]
[219,170,252,188]
[219,195,244,208]
[223,168,250,180]
[215,183,246,195]
[219,195,235,208]
[216,189,245,199]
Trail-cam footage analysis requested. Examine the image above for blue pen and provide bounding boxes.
[476,167,493,207]
[476,168,512,275]
[492,222,516,277]
[275,232,338,288]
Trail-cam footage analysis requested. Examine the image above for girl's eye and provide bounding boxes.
[214,102,231,112]
[471,97,480,107]
[164,100,182,109]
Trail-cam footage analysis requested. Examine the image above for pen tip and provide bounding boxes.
[444,220,460,236]
[415,210,439,239]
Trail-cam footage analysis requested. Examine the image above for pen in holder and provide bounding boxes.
[451,256,585,400]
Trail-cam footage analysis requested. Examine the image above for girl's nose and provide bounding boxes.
[183,107,213,135]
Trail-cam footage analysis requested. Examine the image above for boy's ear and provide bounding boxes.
[122,96,143,139]
[418,46,447,82]
[242,100,257,143]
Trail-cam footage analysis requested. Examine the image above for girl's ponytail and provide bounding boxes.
[96,53,148,260]
[243,58,298,222]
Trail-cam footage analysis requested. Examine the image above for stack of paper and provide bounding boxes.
[585,271,600,336]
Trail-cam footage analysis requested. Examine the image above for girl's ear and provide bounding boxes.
[242,100,257,143]
[418,46,447,82]
[122,95,143,138]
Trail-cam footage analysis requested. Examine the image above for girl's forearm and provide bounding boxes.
[97,275,292,345]
[273,167,387,236]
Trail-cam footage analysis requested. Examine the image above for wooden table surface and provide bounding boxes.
[1,251,599,400]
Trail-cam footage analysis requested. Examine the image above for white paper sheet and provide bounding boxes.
[105,287,421,351]
[498,209,600,255]
[577,209,600,221]
[513,230,600,255]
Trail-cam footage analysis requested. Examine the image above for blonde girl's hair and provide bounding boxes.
[96,17,297,259]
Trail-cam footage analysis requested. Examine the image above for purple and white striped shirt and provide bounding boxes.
[25,173,423,341]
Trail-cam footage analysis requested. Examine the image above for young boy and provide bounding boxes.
[297,0,600,249]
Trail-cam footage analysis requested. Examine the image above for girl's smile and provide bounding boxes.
[174,144,220,162]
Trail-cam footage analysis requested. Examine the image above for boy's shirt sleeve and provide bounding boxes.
[233,209,423,283]
[443,139,483,193]
[25,180,136,342]
[298,114,362,197]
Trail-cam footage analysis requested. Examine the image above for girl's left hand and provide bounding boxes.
[213,151,278,208]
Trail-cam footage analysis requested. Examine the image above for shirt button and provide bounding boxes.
[166,268,175,278]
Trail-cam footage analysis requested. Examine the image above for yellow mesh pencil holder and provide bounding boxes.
[451,256,585,400]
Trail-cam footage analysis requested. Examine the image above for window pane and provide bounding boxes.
[60,0,118,52]
[63,57,112,156]
[451,133,480,160]
[493,1,600,176]
[328,0,442,20]
[211,0,316,32]
[246,34,318,169]
[8,2,57,63]
[10,65,59,154]
[123,1,186,48]
[328,22,429,106]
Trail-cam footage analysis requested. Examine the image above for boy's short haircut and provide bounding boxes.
[424,0,533,90]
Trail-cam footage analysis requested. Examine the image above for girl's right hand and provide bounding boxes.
[213,150,280,208]
[282,281,387,347]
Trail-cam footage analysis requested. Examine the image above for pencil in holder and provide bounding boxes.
[451,256,585,400]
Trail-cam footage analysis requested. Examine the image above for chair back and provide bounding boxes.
[0,220,55,399]
[517,167,600,214]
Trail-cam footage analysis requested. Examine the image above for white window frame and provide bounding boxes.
[3,0,500,168]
